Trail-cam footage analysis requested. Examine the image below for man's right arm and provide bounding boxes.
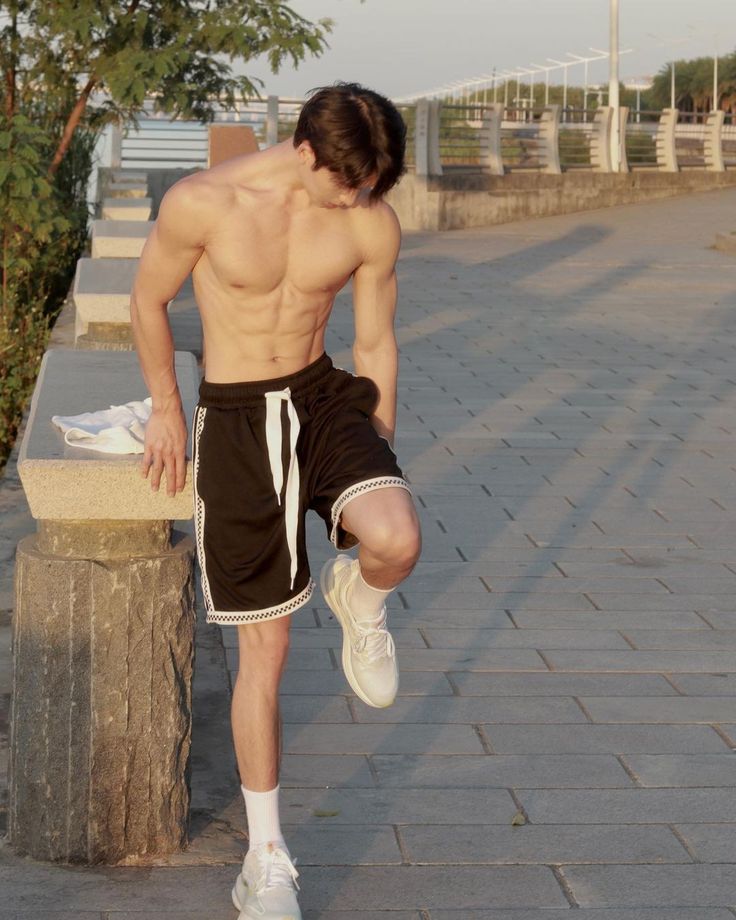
[130,176,213,496]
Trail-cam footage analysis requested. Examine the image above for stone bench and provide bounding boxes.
[9,347,199,864]
[105,182,148,199]
[72,257,141,347]
[102,197,152,221]
[91,219,153,259]
[111,169,148,185]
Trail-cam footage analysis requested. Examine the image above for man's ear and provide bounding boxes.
[297,140,316,169]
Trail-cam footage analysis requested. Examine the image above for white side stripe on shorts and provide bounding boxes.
[264,386,301,591]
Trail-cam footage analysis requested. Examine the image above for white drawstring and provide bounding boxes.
[264,386,301,591]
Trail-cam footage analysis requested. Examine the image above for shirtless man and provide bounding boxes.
[130,83,422,919]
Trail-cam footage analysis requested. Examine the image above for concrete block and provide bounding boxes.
[451,672,677,697]
[91,219,153,258]
[279,785,516,825]
[17,349,198,521]
[484,723,730,754]
[105,182,148,198]
[279,753,375,787]
[624,628,736,650]
[517,787,736,824]
[621,753,736,787]
[668,674,736,695]
[544,649,736,672]
[283,723,484,755]
[287,865,570,911]
[101,197,152,220]
[278,668,454,697]
[399,822,689,865]
[562,864,736,908]
[111,170,148,185]
[352,695,586,725]
[72,256,140,339]
[675,822,736,862]
[278,825,403,865]
[373,752,633,788]
[580,696,736,723]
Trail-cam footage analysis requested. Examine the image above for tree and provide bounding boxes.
[0,0,333,175]
[650,49,736,113]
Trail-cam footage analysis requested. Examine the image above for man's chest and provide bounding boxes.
[199,206,363,298]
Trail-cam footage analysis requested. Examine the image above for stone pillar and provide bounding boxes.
[704,110,725,172]
[8,520,196,864]
[415,99,443,178]
[618,106,630,173]
[266,95,279,148]
[481,103,504,176]
[656,108,679,172]
[590,106,612,172]
[539,104,562,174]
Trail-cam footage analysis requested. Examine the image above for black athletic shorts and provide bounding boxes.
[191,351,412,625]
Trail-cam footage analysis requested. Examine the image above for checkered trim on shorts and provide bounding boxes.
[330,476,413,548]
[205,578,316,625]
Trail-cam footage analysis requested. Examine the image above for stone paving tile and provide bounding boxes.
[429,911,734,920]
[279,754,375,787]
[278,695,354,724]
[668,675,736,696]
[283,723,484,755]
[512,611,708,629]
[399,592,597,611]
[371,753,634,788]
[517,788,736,824]
[451,673,678,697]
[351,697,586,725]
[483,724,730,754]
[286,865,570,911]
[399,823,690,865]
[390,648,548,671]
[623,628,736,649]
[675,823,736,863]
[280,785,518,826]
[586,593,734,611]
[561,864,736,908]
[579,694,736,723]
[622,753,736,787]
[421,627,631,650]
[277,670,454,696]
[543,649,736,672]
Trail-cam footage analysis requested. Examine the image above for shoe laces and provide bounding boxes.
[248,843,300,897]
[353,612,396,663]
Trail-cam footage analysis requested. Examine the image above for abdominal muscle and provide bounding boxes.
[193,274,338,384]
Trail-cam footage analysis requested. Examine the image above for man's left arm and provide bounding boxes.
[351,204,402,450]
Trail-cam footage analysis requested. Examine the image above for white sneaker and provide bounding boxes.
[320,554,399,708]
[232,841,301,919]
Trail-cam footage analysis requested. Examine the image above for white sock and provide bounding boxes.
[347,560,396,623]
[242,784,285,850]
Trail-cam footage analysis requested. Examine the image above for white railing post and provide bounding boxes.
[590,106,612,172]
[110,123,122,169]
[704,110,725,172]
[656,108,679,172]
[481,103,504,175]
[618,106,630,173]
[415,99,443,177]
[266,95,279,148]
[539,104,561,174]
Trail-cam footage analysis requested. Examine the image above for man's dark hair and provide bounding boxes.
[293,82,406,202]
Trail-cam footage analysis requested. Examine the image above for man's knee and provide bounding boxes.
[356,510,422,569]
[236,616,291,678]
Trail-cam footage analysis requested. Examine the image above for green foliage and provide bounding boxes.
[0,0,331,473]
[650,49,736,111]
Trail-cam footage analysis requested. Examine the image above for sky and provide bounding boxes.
[241,0,736,100]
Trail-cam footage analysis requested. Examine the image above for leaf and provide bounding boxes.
[312,809,340,818]
[511,810,527,826]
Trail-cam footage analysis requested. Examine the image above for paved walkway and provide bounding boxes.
[2,187,736,917]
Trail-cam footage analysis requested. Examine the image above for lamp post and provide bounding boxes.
[609,0,620,171]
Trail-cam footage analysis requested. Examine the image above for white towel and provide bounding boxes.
[51,397,152,454]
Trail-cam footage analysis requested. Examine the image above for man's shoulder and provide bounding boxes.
[352,197,401,264]
[161,170,234,217]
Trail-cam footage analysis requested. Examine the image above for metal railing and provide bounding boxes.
[103,95,736,178]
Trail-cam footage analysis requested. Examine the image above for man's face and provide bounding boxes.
[297,141,377,209]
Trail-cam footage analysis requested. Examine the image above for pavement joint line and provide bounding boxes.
[571,696,595,723]
[615,753,643,787]
[668,822,703,863]
[550,865,580,907]
[711,724,736,750]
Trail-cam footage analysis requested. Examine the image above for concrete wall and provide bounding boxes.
[387,169,736,231]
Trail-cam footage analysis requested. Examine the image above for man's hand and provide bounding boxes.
[141,404,188,497]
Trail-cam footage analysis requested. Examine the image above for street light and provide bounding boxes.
[609,0,620,172]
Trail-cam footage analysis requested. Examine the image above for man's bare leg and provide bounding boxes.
[231,616,291,853]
